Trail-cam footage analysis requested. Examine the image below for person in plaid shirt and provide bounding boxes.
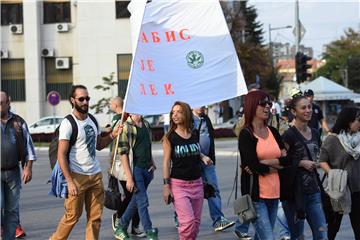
[113,114,158,240]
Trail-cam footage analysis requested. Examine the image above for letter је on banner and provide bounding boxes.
[124,0,248,115]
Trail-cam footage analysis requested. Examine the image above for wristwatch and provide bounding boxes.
[163,178,170,185]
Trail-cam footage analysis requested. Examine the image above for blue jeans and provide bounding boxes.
[253,198,279,240]
[1,167,21,240]
[121,167,153,232]
[200,163,224,226]
[283,192,327,240]
[276,202,290,238]
[235,219,250,234]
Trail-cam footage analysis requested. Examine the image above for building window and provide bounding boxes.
[45,58,73,99]
[1,3,23,26]
[115,1,130,19]
[1,59,26,101]
[117,54,132,98]
[43,1,71,24]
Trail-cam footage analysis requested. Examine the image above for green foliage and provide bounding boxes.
[242,2,264,46]
[222,1,278,96]
[316,28,360,92]
[90,72,118,114]
[265,67,283,99]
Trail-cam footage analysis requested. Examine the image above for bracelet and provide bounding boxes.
[163,178,170,185]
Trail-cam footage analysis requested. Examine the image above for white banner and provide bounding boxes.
[124,0,248,115]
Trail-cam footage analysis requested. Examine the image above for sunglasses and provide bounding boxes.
[75,96,91,102]
[258,99,272,108]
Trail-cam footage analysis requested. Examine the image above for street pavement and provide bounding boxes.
[19,139,354,239]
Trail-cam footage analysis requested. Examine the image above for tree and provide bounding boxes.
[242,3,264,45]
[221,1,275,94]
[316,28,360,92]
[90,72,117,114]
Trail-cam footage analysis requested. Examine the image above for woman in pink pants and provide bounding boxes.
[162,101,213,240]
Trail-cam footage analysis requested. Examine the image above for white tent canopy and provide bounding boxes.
[300,76,360,101]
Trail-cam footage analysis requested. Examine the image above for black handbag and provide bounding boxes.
[204,182,216,199]
[104,174,122,210]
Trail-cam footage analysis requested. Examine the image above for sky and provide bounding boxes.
[249,0,360,59]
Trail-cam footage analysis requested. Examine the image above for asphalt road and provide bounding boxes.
[18,139,354,239]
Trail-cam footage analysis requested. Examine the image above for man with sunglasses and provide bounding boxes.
[50,85,122,240]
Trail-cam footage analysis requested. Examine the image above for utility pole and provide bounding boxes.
[268,24,273,65]
[295,0,300,52]
[268,24,292,67]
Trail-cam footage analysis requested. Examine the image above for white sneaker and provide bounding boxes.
[131,227,146,238]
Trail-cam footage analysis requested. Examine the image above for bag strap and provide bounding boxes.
[250,174,253,196]
[290,126,314,161]
[88,113,99,130]
[110,121,133,174]
[65,115,78,149]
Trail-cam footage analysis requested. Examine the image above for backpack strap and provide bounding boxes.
[88,113,99,130]
[65,115,78,150]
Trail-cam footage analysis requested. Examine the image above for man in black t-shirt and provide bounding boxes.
[304,89,329,134]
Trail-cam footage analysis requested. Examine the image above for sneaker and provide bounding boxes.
[112,213,119,232]
[15,225,26,238]
[114,224,129,240]
[280,237,291,240]
[214,217,235,232]
[233,230,252,240]
[146,228,158,240]
[131,227,146,238]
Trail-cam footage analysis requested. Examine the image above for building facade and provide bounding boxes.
[1,0,132,125]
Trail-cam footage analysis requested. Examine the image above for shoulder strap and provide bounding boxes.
[289,126,313,161]
[197,117,203,133]
[88,113,99,130]
[65,115,78,148]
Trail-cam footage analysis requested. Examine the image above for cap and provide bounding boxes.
[289,88,302,98]
[304,89,314,96]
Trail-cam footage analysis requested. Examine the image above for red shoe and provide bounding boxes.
[15,225,26,238]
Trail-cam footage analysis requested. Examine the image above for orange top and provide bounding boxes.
[254,127,281,199]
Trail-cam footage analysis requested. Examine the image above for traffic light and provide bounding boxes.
[295,51,312,83]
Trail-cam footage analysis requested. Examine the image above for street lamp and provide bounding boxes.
[268,24,292,66]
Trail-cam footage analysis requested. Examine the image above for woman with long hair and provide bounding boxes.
[238,90,288,240]
[319,107,360,240]
[281,94,327,239]
[162,101,212,240]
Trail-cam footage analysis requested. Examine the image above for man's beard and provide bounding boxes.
[74,103,88,114]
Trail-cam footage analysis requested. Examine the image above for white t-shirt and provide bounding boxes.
[58,114,101,175]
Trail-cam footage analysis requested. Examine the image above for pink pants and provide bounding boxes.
[171,178,204,240]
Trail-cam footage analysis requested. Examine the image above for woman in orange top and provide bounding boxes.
[238,90,289,240]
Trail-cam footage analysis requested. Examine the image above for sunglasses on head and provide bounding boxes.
[75,96,91,102]
[258,99,272,108]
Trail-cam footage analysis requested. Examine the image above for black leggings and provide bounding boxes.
[116,180,140,229]
[325,191,360,240]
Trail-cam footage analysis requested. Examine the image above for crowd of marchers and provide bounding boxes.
[1,85,359,240]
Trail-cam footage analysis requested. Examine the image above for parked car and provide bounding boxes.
[29,116,63,135]
[213,117,238,130]
[143,115,164,128]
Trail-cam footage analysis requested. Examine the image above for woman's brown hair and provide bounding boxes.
[165,101,193,139]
